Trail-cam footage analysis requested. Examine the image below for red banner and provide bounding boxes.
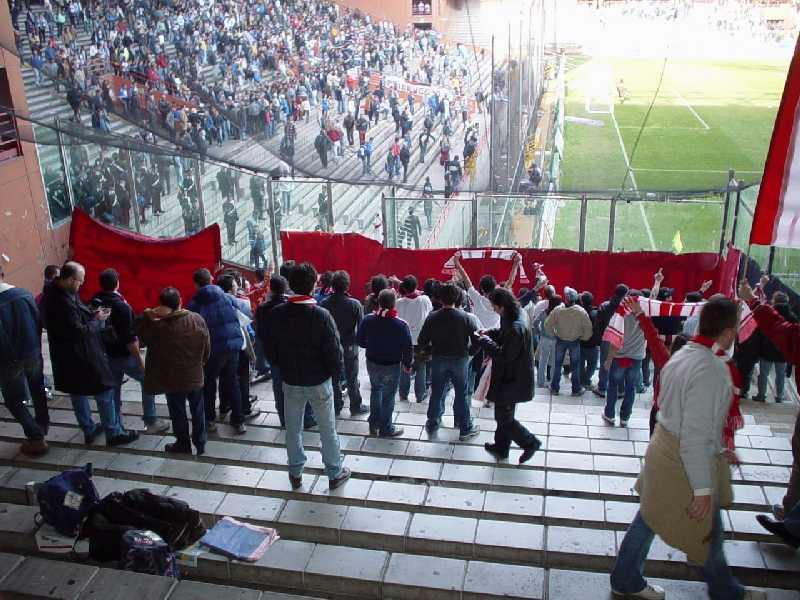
[69,209,222,313]
[281,231,739,302]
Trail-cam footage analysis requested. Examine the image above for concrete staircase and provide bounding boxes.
[0,348,797,599]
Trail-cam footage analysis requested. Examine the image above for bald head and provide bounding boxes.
[58,261,86,293]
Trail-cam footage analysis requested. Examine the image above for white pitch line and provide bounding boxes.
[673,88,710,130]
[633,167,762,174]
[610,111,657,251]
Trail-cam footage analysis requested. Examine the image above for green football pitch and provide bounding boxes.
[552,55,790,253]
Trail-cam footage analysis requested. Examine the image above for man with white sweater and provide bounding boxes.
[609,297,766,600]
[396,275,433,403]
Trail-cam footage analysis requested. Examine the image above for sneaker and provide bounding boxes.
[144,419,171,435]
[243,409,262,422]
[519,437,542,464]
[484,442,509,460]
[379,427,404,438]
[234,423,247,435]
[20,438,49,457]
[206,420,218,433]
[571,388,585,397]
[601,414,615,426]
[83,422,103,445]
[611,583,665,599]
[164,442,192,455]
[351,406,370,416]
[106,429,140,447]
[592,386,606,399]
[289,474,303,490]
[742,590,768,600]
[328,466,351,490]
[620,420,629,428]
[636,386,646,394]
[458,424,480,441]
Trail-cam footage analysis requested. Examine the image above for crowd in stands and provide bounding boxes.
[2,248,800,597]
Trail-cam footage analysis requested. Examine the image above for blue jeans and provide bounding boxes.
[399,351,427,402]
[272,364,314,427]
[283,379,343,479]
[611,510,744,600]
[165,389,205,451]
[70,388,120,437]
[757,359,786,401]
[0,357,49,440]
[333,344,363,412]
[551,339,581,394]
[597,340,610,392]
[427,356,472,434]
[253,337,269,375]
[203,351,242,425]
[604,358,642,422]
[581,345,599,388]
[537,335,556,387]
[109,355,156,426]
[366,361,400,434]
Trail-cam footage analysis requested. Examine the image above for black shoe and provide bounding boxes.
[303,419,318,430]
[164,442,192,454]
[752,396,766,403]
[106,429,140,447]
[379,427,404,438]
[289,474,303,490]
[195,446,205,456]
[519,438,542,464]
[756,514,800,548]
[484,443,509,460]
[243,409,262,422]
[425,420,439,434]
[329,467,352,490]
[369,427,379,436]
[84,423,103,445]
[351,406,370,416]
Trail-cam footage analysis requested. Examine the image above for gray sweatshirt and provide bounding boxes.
[656,341,731,495]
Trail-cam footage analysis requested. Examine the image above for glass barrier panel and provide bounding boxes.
[273,179,331,234]
[546,195,584,251]
[384,196,471,249]
[39,124,72,226]
[222,170,273,269]
[331,181,384,240]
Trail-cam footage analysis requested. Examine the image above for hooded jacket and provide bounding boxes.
[187,284,244,355]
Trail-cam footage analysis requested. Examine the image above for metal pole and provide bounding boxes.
[730,186,742,247]
[767,245,776,275]
[718,171,735,255]
[607,197,617,252]
[53,118,75,211]
[506,22,512,191]
[380,191,388,247]
[578,194,587,252]
[326,180,334,232]
[193,159,206,229]
[126,149,141,233]
[489,35,495,193]
[266,178,280,270]
[471,193,478,247]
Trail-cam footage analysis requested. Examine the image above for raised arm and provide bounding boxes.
[452,252,473,290]
[503,252,522,289]
[651,268,663,299]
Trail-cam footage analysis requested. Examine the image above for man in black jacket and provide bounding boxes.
[592,283,628,399]
[320,271,368,417]
[92,269,169,436]
[260,263,351,490]
[417,283,480,440]
[40,262,138,447]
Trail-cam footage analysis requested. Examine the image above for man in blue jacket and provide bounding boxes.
[188,268,246,435]
[358,289,412,437]
[0,264,49,455]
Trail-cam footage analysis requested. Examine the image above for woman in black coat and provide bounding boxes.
[477,288,542,464]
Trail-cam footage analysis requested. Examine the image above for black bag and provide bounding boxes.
[79,489,205,562]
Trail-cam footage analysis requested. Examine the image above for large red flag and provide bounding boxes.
[750,34,800,247]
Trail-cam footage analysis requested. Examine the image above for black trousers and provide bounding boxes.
[494,402,537,453]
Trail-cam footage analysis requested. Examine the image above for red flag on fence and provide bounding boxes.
[750,34,800,247]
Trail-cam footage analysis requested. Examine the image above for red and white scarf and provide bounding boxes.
[288,295,316,305]
[602,297,756,348]
[374,308,399,318]
[442,249,529,284]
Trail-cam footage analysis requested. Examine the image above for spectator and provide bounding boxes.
[261,262,351,490]
[544,286,592,396]
[187,268,247,435]
[320,271,368,416]
[396,275,434,403]
[40,262,138,447]
[357,289,412,437]
[753,290,797,403]
[91,268,169,436]
[533,295,562,388]
[579,291,601,389]
[592,284,629,399]
[478,288,541,464]
[0,263,50,455]
[417,282,480,440]
[136,287,210,455]
[364,274,389,314]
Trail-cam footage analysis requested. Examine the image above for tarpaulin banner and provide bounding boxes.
[69,209,222,313]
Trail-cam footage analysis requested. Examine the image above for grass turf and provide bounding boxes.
[553,56,789,253]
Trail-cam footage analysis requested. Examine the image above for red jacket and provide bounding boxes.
[751,300,800,391]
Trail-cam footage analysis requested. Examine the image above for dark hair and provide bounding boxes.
[685,291,703,303]
[193,268,212,287]
[670,334,690,355]
[254,268,266,283]
[159,286,181,310]
[216,273,235,293]
[377,288,396,310]
[99,268,119,292]
[580,291,594,309]
[478,274,497,296]
[279,260,296,280]
[543,285,555,299]
[331,270,350,294]
[399,275,418,295]
[613,284,629,298]
[370,274,389,295]
[546,295,563,315]
[517,287,529,299]
[60,261,82,281]
[698,296,738,339]
[772,291,789,305]
[269,275,287,295]
[44,265,60,280]
[488,287,520,321]
[289,262,317,296]
[423,278,440,300]
[438,283,460,306]
[319,271,333,288]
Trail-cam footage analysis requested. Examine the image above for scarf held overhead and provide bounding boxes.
[442,249,529,284]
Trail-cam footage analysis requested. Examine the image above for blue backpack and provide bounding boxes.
[36,463,100,536]
[120,530,179,578]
